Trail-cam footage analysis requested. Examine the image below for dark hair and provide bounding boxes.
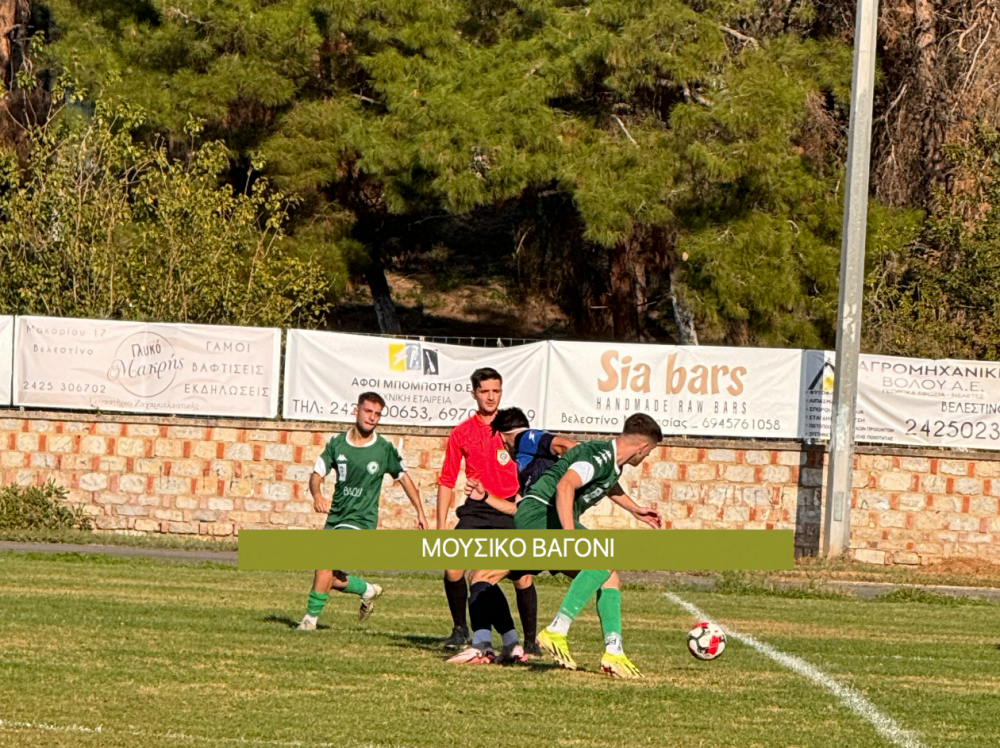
[357,391,386,409]
[622,413,662,443]
[471,367,503,390]
[491,407,530,434]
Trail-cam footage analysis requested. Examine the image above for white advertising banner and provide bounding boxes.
[854,354,1000,449]
[801,349,835,441]
[13,316,280,417]
[283,330,548,427]
[542,341,805,437]
[0,315,13,406]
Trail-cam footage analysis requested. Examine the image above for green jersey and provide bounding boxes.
[315,432,405,530]
[517,440,621,527]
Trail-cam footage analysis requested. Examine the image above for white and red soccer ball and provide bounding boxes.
[687,621,726,661]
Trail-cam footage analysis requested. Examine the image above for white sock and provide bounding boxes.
[604,634,624,655]
[362,583,376,600]
[302,614,318,625]
[501,629,519,647]
[548,612,572,635]
[472,629,493,649]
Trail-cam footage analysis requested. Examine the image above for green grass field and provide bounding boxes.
[1,552,998,748]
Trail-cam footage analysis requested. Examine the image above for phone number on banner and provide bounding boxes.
[22,380,107,394]
[289,399,537,426]
[904,418,1000,443]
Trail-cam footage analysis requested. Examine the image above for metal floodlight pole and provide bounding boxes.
[823,0,880,558]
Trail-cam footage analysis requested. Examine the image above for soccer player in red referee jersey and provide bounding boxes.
[436,367,538,660]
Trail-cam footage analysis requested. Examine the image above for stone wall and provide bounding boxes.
[2,411,998,566]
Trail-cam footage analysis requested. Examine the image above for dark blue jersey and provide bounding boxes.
[512,429,559,495]
[513,429,622,501]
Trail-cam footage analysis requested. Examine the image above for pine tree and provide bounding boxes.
[32,0,923,346]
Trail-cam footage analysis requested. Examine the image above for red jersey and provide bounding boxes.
[439,413,520,499]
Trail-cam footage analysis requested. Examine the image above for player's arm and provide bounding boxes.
[607,483,662,529]
[310,446,334,514]
[555,469,584,531]
[397,472,428,529]
[436,485,455,529]
[464,477,517,516]
[309,471,329,514]
[549,435,577,456]
[483,496,517,515]
[436,433,463,529]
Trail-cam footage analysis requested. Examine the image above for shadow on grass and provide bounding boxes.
[262,613,331,631]
[379,631,451,653]
[377,631,578,673]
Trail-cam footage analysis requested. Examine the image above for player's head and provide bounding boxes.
[620,413,662,466]
[354,392,386,437]
[490,407,530,444]
[470,367,503,416]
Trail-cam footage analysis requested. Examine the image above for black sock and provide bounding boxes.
[468,581,492,634]
[444,576,468,629]
[514,583,538,641]
[488,584,515,636]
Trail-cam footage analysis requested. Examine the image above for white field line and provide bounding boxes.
[0,718,350,747]
[663,592,928,748]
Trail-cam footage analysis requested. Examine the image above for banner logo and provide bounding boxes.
[596,350,746,396]
[388,342,439,376]
[107,331,183,397]
[807,359,836,392]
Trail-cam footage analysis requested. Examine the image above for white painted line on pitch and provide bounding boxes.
[0,718,344,747]
[663,592,928,748]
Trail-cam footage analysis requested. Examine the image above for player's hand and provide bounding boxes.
[465,477,486,501]
[416,516,428,530]
[312,494,329,514]
[632,505,662,529]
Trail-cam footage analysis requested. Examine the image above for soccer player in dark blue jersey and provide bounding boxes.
[493,407,579,497]
[450,408,578,665]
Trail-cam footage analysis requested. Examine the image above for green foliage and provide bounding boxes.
[0,88,330,327]
[865,122,1000,359]
[29,1,925,346]
[0,481,91,531]
[41,0,322,148]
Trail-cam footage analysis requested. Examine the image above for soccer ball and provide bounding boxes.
[687,621,726,661]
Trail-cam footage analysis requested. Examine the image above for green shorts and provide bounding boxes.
[323,518,370,530]
[514,497,585,530]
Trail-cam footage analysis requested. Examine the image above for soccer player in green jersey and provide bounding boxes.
[297,392,428,630]
[518,413,663,677]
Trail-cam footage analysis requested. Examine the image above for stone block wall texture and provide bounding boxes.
[2,412,999,566]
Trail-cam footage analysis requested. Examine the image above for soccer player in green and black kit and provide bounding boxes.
[517,413,663,677]
[297,392,428,630]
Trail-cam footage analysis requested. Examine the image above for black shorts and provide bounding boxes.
[454,501,515,530]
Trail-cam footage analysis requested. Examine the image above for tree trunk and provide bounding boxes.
[913,0,946,205]
[668,268,698,345]
[0,0,30,89]
[364,245,402,335]
[608,236,642,342]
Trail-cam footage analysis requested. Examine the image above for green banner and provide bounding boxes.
[238,530,793,571]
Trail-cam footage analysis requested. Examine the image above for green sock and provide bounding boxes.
[596,587,622,644]
[343,575,368,596]
[306,591,328,617]
[557,570,612,620]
